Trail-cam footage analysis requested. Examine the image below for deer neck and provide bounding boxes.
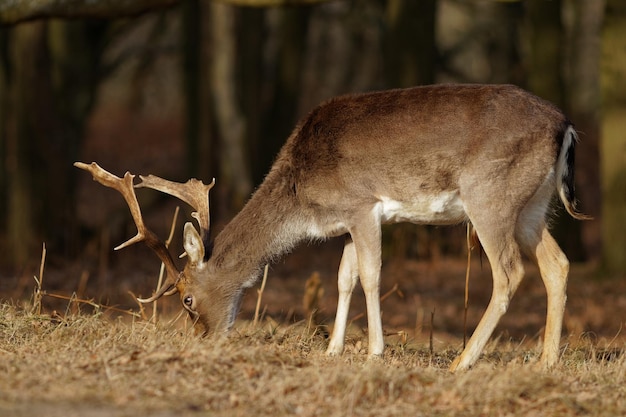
[208,177,305,287]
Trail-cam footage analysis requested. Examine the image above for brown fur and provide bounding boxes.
[90,84,588,371]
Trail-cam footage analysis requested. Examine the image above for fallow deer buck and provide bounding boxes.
[76,84,589,371]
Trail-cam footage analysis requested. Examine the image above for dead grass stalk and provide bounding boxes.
[152,205,180,323]
[253,264,269,326]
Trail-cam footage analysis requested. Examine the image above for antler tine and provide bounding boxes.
[136,175,215,237]
[74,162,181,300]
[136,283,179,303]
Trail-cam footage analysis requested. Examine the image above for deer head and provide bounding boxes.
[74,162,222,332]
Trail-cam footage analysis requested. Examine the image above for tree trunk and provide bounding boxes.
[182,0,205,179]
[0,29,8,244]
[260,7,311,179]
[238,7,265,184]
[209,2,252,215]
[601,0,626,273]
[526,0,564,102]
[383,0,436,87]
[566,0,604,263]
[3,23,45,268]
[525,0,585,261]
[1,20,105,269]
[44,20,107,257]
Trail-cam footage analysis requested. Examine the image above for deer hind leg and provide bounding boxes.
[515,178,569,369]
[533,229,569,369]
[518,225,569,369]
[450,221,525,372]
[327,236,359,356]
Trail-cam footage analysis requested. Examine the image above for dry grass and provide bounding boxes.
[2,244,624,415]
[1,302,625,417]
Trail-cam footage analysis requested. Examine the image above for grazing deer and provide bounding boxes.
[76,84,589,371]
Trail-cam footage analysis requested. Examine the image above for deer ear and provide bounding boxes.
[183,222,205,264]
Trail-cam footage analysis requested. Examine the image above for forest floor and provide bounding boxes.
[1,241,626,416]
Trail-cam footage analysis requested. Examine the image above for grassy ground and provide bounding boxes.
[1,300,625,417]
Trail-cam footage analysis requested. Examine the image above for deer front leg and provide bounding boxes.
[326,237,359,356]
[350,213,384,357]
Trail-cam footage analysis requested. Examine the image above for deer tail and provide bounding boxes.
[556,124,592,221]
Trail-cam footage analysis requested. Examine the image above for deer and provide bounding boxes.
[76,84,590,372]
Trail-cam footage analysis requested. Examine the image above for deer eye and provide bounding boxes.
[183,295,194,308]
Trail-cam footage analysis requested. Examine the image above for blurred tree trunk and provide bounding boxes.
[182,0,250,226]
[44,20,107,256]
[488,2,524,85]
[181,0,202,177]
[567,0,604,263]
[526,0,564,102]
[383,0,436,87]
[3,23,43,267]
[601,0,625,273]
[298,2,383,110]
[238,8,265,184]
[209,2,252,215]
[0,30,8,249]
[1,20,105,268]
[261,8,311,179]
[526,0,585,261]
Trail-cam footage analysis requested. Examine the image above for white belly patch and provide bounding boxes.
[377,192,467,225]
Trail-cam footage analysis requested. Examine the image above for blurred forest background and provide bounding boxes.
[0,0,625,302]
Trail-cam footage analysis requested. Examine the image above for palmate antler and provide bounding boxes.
[74,162,215,303]
[136,174,215,241]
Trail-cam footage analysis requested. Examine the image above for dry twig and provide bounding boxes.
[349,283,401,323]
[464,222,472,348]
[152,206,180,323]
[29,242,140,319]
[44,293,141,318]
[32,243,46,315]
[430,308,435,355]
[253,264,269,326]
[303,271,324,326]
